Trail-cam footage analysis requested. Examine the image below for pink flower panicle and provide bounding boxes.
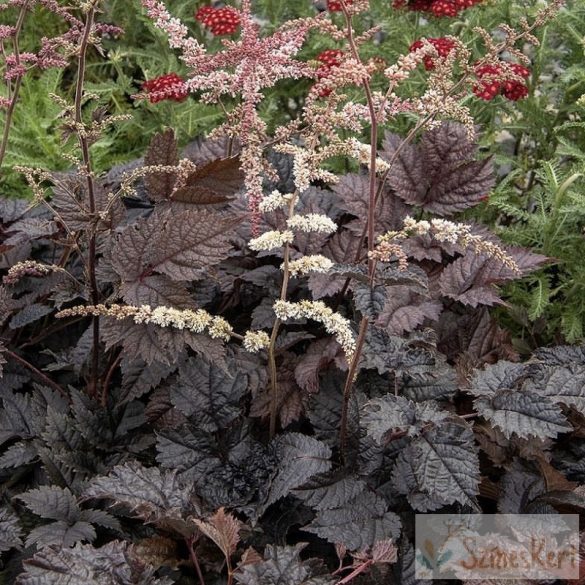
[141,73,189,103]
[195,6,241,36]
[0,25,17,40]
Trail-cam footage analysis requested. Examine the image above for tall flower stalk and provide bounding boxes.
[0,0,29,170]
[74,0,101,398]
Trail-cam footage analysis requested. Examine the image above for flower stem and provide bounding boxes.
[268,192,297,438]
[6,350,67,397]
[338,0,379,459]
[0,1,29,171]
[186,537,206,585]
[74,1,101,399]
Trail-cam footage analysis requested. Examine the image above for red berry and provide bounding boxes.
[409,37,456,70]
[195,5,240,35]
[142,73,189,104]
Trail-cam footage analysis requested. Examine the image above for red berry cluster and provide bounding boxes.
[393,0,482,18]
[327,0,352,11]
[473,62,530,101]
[315,49,344,97]
[142,73,189,104]
[409,37,456,70]
[195,5,241,35]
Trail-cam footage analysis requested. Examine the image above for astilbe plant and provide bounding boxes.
[2,0,585,584]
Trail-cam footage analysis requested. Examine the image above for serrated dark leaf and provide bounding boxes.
[18,485,80,522]
[0,507,23,552]
[374,285,442,335]
[362,396,448,444]
[470,362,573,439]
[16,540,174,585]
[156,427,221,482]
[308,232,362,299]
[294,338,343,393]
[0,440,37,468]
[101,316,225,366]
[9,303,52,329]
[171,356,246,431]
[112,207,238,282]
[51,173,123,232]
[410,422,481,509]
[382,123,494,215]
[120,275,196,308]
[332,173,410,233]
[119,358,177,403]
[528,365,585,414]
[0,198,28,222]
[438,253,516,308]
[475,387,570,439]
[26,520,96,548]
[497,462,547,514]
[84,462,198,527]
[292,474,367,510]
[304,491,401,551]
[354,284,387,319]
[235,543,334,585]
[171,157,244,205]
[266,433,332,507]
[392,448,451,512]
[4,217,59,247]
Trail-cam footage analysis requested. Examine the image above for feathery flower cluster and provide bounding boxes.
[286,254,334,277]
[287,213,337,234]
[141,73,189,103]
[242,330,271,352]
[274,143,338,193]
[141,0,206,68]
[258,190,292,213]
[310,56,369,99]
[409,37,456,71]
[248,230,295,251]
[142,0,319,227]
[393,0,483,18]
[374,217,520,272]
[3,260,53,285]
[369,241,410,269]
[348,138,391,172]
[57,303,234,340]
[0,25,16,40]
[473,62,530,101]
[273,299,355,362]
[384,42,436,83]
[195,5,241,36]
